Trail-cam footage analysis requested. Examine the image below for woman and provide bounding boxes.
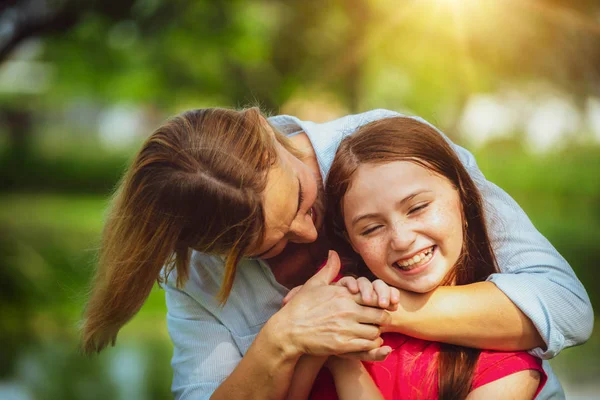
[81,107,591,399]
[286,116,550,399]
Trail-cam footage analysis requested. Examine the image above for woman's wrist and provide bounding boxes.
[261,310,303,362]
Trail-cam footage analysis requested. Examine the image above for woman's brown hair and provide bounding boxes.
[81,107,298,354]
[325,117,499,400]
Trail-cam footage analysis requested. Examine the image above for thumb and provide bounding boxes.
[282,285,303,306]
[304,250,341,288]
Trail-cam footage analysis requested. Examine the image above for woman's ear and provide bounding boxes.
[343,231,358,253]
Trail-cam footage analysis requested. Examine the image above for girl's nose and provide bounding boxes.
[389,223,416,252]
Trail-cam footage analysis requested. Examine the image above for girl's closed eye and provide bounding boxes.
[408,202,429,215]
[361,225,382,236]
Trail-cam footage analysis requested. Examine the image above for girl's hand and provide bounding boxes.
[337,277,400,311]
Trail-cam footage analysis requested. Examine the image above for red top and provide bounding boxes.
[308,269,547,399]
[310,333,546,399]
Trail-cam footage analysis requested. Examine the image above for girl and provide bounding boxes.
[286,116,548,399]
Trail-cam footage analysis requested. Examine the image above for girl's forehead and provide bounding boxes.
[351,161,441,187]
[343,161,454,211]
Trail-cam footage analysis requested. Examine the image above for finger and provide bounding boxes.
[357,277,374,304]
[282,285,303,305]
[372,279,390,309]
[341,336,385,354]
[390,287,400,305]
[355,305,391,327]
[304,250,341,288]
[347,322,382,341]
[337,276,359,293]
[340,346,393,362]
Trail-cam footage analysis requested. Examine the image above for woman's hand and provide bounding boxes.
[268,251,391,360]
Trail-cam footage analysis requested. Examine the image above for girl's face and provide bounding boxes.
[342,161,464,293]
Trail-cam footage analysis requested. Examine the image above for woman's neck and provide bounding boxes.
[267,230,332,289]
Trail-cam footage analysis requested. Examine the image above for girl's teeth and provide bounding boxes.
[396,247,434,270]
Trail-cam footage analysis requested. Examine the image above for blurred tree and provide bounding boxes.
[0,0,137,159]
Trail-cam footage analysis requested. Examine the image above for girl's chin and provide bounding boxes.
[392,256,454,293]
[393,274,446,294]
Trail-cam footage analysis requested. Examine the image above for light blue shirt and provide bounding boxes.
[165,109,593,399]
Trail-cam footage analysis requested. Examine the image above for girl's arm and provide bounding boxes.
[327,357,384,400]
[286,356,328,400]
[466,370,541,400]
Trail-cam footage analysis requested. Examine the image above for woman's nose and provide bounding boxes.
[289,214,318,243]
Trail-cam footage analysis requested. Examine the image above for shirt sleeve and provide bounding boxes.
[472,351,547,398]
[451,142,594,359]
[165,280,241,400]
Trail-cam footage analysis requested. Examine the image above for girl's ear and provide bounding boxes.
[343,231,359,253]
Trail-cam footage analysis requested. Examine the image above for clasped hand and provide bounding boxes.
[274,251,399,362]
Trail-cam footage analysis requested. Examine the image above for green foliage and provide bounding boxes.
[0,140,130,193]
[0,193,171,398]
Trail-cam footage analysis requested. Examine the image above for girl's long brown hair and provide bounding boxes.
[325,117,499,400]
[81,107,298,354]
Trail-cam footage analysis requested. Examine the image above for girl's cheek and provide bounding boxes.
[419,202,459,234]
[355,238,385,263]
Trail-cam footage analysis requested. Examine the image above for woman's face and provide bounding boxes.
[342,161,464,293]
[248,134,322,260]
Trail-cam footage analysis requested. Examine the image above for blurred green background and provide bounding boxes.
[0,0,598,399]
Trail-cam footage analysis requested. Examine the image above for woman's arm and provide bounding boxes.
[385,282,544,351]
[209,322,300,400]
[298,109,592,358]
[461,142,593,356]
[167,281,299,400]
[327,357,384,400]
[167,252,391,400]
